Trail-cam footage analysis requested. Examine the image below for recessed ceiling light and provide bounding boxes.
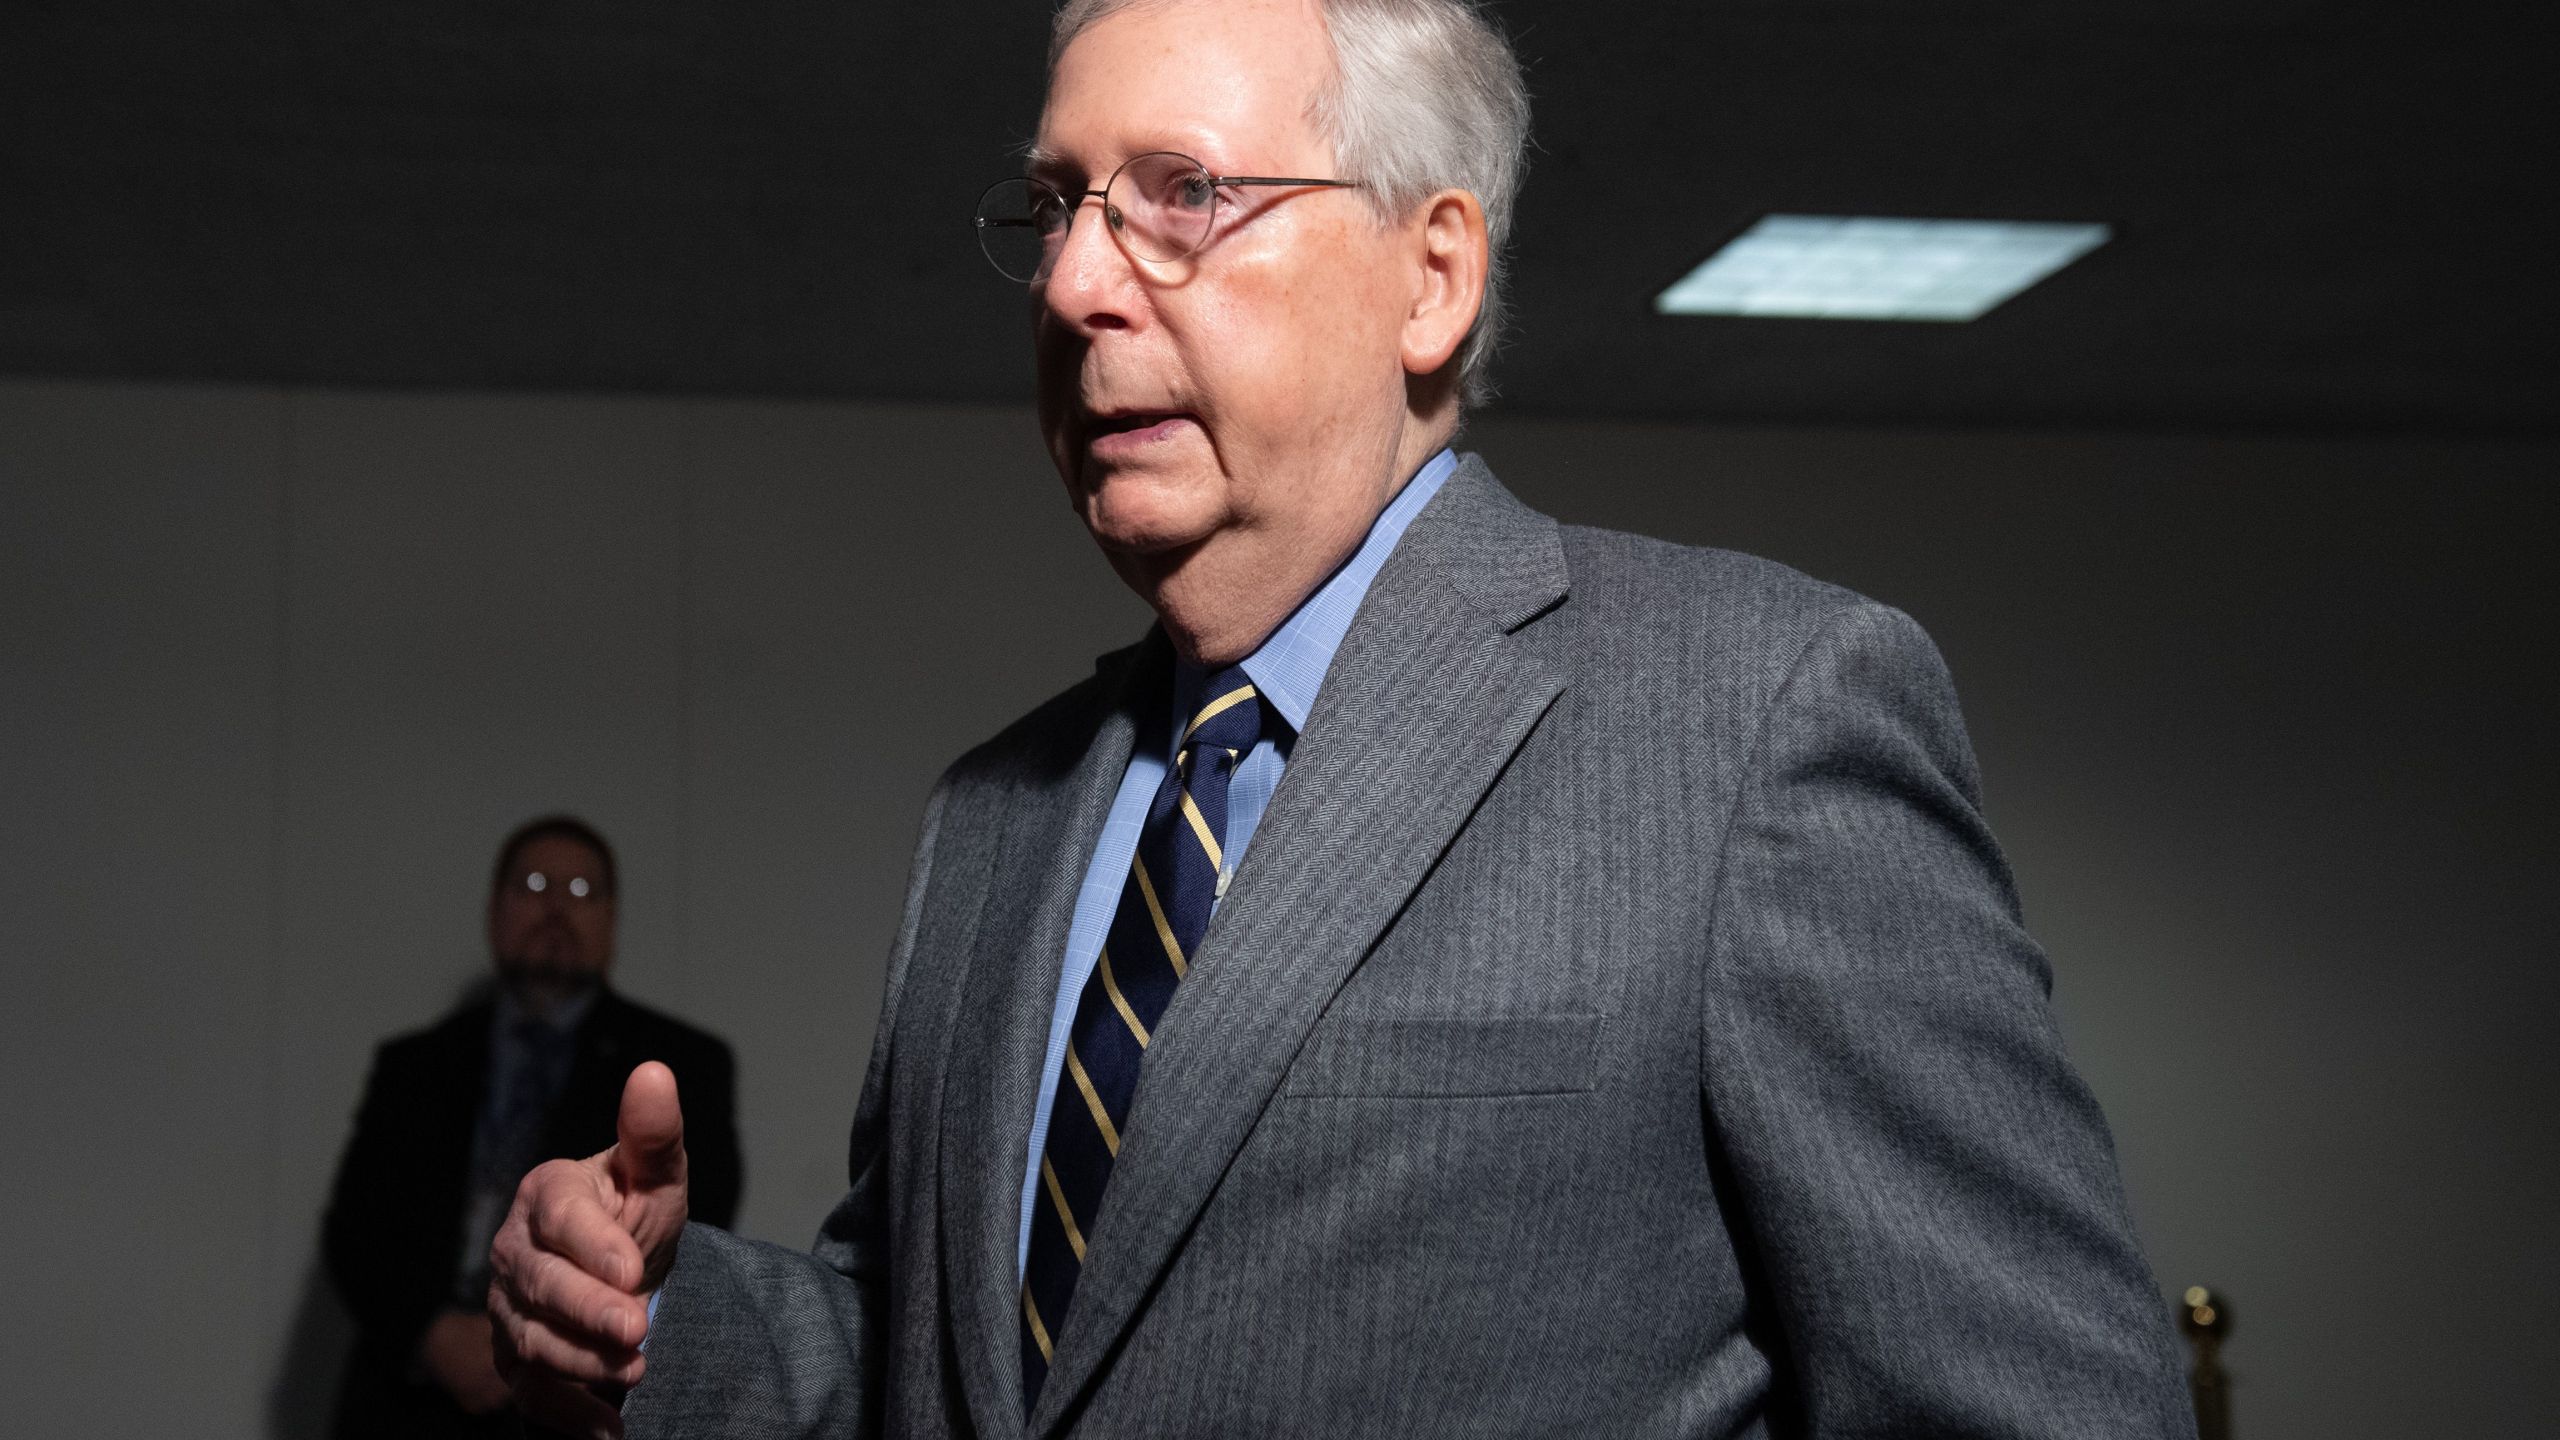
[1655,214,2111,321]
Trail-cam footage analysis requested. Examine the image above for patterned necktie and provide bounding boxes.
[1021,665,1266,1408]
[480,1018,575,1189]
[457,1018,575,1301]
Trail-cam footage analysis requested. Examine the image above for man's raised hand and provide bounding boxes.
[488,1060,691,1435]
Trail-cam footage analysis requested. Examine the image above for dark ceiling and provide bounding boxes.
[4,1,2554,433]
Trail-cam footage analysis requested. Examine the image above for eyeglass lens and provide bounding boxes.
[515,871,599,900]
[975,152,1221,283]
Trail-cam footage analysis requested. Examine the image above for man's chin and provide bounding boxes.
[1075,474,1224,551]
[499,970,602,1018]
[1086,514,1218,561]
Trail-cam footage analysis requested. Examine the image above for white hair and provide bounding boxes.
[1048,0,1532,409]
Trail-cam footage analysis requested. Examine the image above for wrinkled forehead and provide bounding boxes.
[1035,0,1335,177]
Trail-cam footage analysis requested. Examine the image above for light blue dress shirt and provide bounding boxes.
[1013,447,1456,1274]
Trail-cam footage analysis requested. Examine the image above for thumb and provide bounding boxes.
[611,1060,688,1195]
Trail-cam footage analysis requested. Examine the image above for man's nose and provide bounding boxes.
[1041,193,1135,328]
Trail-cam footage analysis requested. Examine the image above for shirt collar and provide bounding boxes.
[496,983,598,1037]
[1173,447,1457,737]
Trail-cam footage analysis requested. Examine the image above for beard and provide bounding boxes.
[495,922,603,1014]
[497,954,598,990]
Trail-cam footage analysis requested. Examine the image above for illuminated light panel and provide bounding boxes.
[1655,215,2111,321]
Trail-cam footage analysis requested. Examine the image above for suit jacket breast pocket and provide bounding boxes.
[1281,1014,1603,1098]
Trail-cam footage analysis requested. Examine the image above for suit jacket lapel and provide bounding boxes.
[939,635,1170,1436]
[1028,459,1571,1438]
[424,1004,495,1243]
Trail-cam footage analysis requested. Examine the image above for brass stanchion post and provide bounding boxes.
[2179,1285,2231,1440]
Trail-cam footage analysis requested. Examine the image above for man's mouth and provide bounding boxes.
[1084,410,1197,453]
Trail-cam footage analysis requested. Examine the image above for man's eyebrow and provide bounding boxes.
[1020,137,1227,182]
[1021,143,1076,180]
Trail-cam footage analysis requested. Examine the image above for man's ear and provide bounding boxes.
[1401,188,1489,379]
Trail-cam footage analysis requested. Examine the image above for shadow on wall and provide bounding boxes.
[267,1257,350,1440]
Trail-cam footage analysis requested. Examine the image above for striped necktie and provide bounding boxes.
[1021,665,1266,1408]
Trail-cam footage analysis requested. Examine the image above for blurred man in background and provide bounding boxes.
[323,815,741,1437]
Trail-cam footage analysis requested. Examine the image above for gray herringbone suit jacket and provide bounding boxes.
[625,458,2193,1439]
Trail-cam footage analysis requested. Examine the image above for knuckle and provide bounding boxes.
[513,1162,558,1206]
[537,1188,579,1238]
[488,1225,523,1277]
[518,1319,579,1376]
[529,1249,614,1337]
[526,1247,575,1309]
[493,1297,532,1350]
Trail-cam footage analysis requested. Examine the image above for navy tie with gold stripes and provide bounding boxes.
[1021,665,1265,1408]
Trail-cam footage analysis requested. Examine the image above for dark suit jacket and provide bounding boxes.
[324,987,741,1439]
[627,458,2191,1438]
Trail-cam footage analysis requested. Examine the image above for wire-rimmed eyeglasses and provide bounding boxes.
[975,150,1360,284]
[501,870,608,903]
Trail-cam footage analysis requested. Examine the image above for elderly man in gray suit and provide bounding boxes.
[488,0,2195,1435]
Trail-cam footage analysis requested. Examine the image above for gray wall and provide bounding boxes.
[2,377,2550,1436]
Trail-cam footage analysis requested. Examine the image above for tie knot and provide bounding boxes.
[1180,665,1264,759]
[512,1018,575,1077]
